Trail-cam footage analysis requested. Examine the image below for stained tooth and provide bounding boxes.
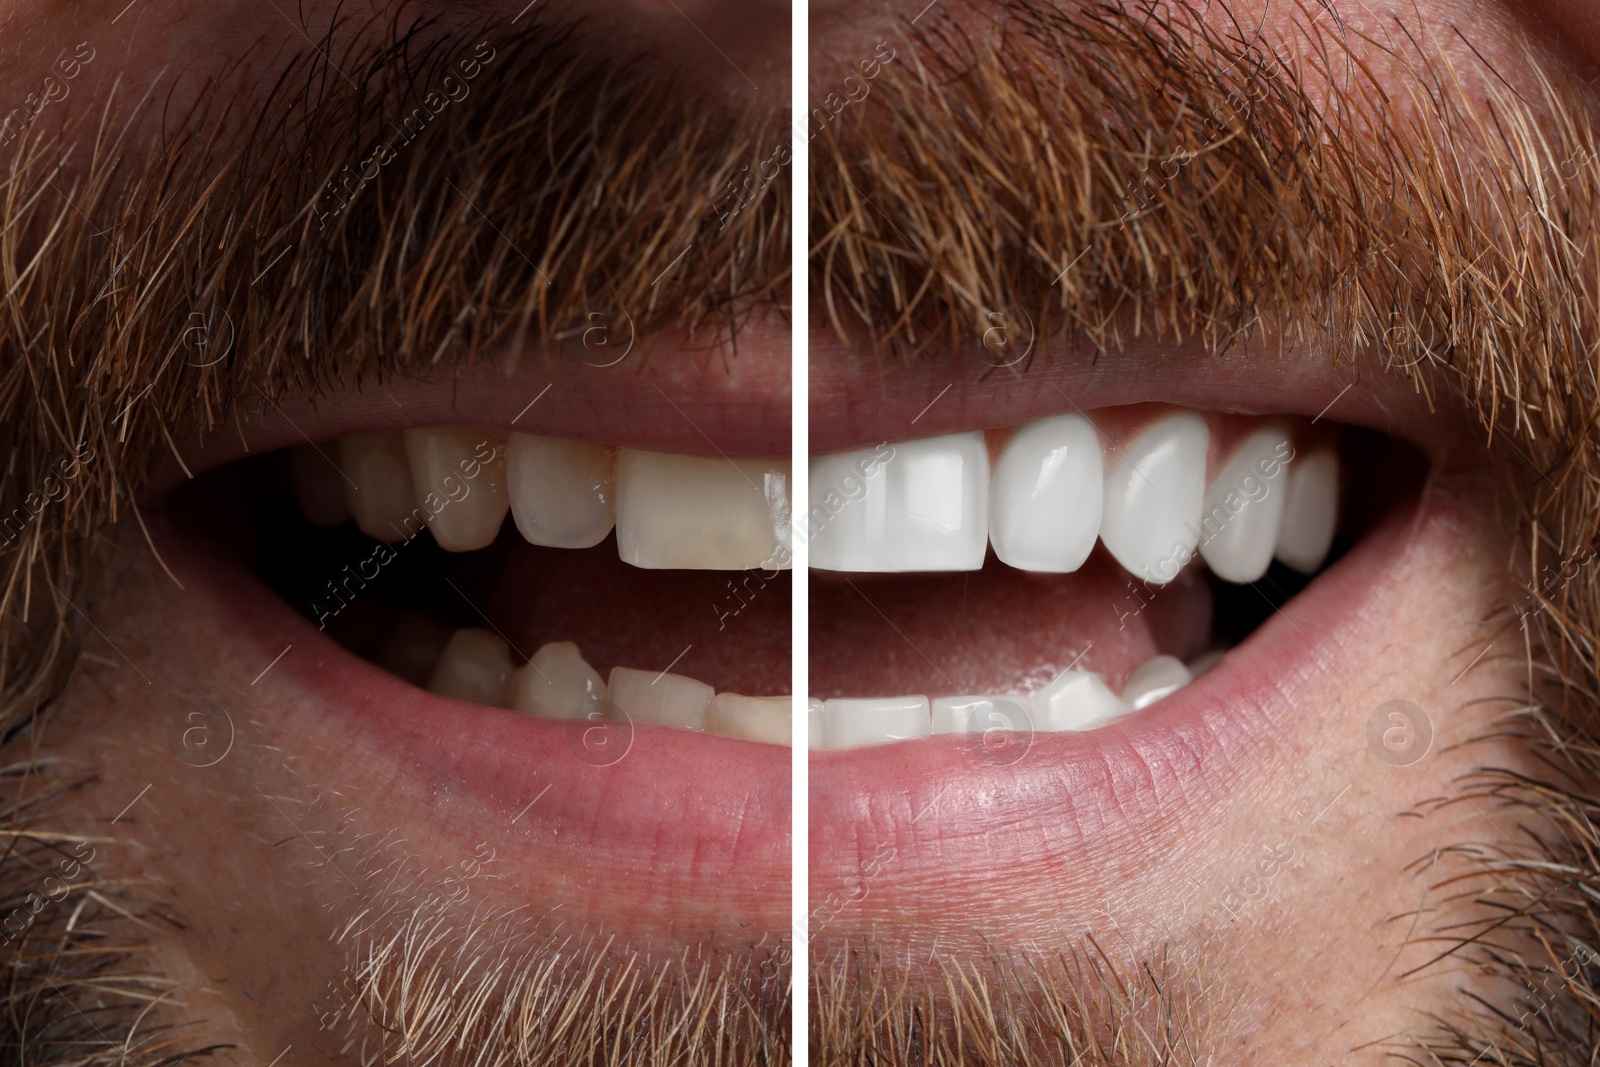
[820,696,931,748]
[506,435,617,548]
[809,433,989,573]
[808,697,825,749]
[340,432,418,542]
[426,628,514,707]
[931,694,1033,734]
[707,694,792,745]
[509,642,606,719]
[1120,655,1193,711]
[1033,670,1129,731]
[608,667,713,730]
[1198,425,1292,583]
[1099,413,1209,585]
[378,611,455,688]
[990,415,1103,572]
[292,445,351,528]
[404,427,509,552]
[615,450,791,570]
[1275,446,1339,574]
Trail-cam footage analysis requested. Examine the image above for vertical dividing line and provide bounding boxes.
[790,0,810,1060]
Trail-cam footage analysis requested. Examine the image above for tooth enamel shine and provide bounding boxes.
[810,432,989,572]
[506,434,617,549]
[1099,413,1209,585]
[509,641,606,719]
[821,696,932,748]
[1276,446,1339,574]
[931,694,1033,735]
[1033,670,1130,731]
[1197,425,1292,584]
[989,414,1103,573]
[1119,655,1192,711]
[608,666,713,730]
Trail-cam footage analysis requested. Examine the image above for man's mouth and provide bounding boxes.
[805,403,1414,748]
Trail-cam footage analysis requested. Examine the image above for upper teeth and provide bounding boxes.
[808,409,1338,583]
[296,428,792,571]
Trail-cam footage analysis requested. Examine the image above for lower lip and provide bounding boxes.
[151,513,791,902]
[807,456,1441,922]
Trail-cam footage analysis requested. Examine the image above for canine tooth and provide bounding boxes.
[809,433,988,572]
[509,642,605,719]
[404,427,509,552]
[378,611,455,688]
[292,445,351,527]
[821,696,931,748]
[1100,413,1208,585]
[707,694,792,745]
[931,694,1033,734]
[426,628,514,707]
[1198,425,1292,583]
[1033,670,1129,731]
[340,432,417,542]
[808,698,825,749]
[1275,447,1339,574]
[1120,655,1193,711]
[608,666,713,730]
[615,450,791,570]
[506,435,616,548]
[990,414,1103,572]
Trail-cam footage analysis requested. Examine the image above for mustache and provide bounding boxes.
[809,1,1600,1062]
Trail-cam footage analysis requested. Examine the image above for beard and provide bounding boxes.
[0,6,789,1064]
[808,0,1600,1062]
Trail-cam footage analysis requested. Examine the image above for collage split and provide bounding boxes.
[3,0,1600,1063]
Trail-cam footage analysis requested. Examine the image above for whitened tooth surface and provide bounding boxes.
[821,696,931,748]
[378,611,455,688]
[808,698,825,749]
[616,450,791,570]
[1275,447,1339,574]
[1120,655,1193,711]
[340,432,417,542]
[931,694,1033,735]
[506,435,616,548]
[426,628,514,707]
[509,642,606,719]
[707,694,792,745]
[292,445,351,528]
[608,666,713,730]
[404,427,509,552]
[1033,670,1130,731]
[1198,425,1292,583]
[1099,413,1209,585]
[990,415,1103,572]
[810,433,988,572]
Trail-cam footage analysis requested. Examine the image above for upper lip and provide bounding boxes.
[143,332,792,507]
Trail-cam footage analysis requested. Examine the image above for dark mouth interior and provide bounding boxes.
[170,450,793,697]
[808,426,1425,699]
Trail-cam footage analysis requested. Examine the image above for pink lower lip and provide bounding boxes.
[807,456,1442,921]
[150,513,791,907]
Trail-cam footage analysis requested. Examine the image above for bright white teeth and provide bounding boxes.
[808,698,825,749]
[931,694,1032,734]
[1033,669,1130,731]
[615,450,792,570]
[509,642,605,719]
[989,414,1103,572]
[292,446,351,528]
[1275,446,1339,574]
[506,435,616,549]
[340,432,418,541]
[1099,413,1209,585]
[707,694,792,745]
[1119,655,1192,710]
[820,696,932,748]
[1198,425,1292,583]
[810,432,989,572]
[404,428,509,552]
[608,667,713,730]
[427,628,514,707]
